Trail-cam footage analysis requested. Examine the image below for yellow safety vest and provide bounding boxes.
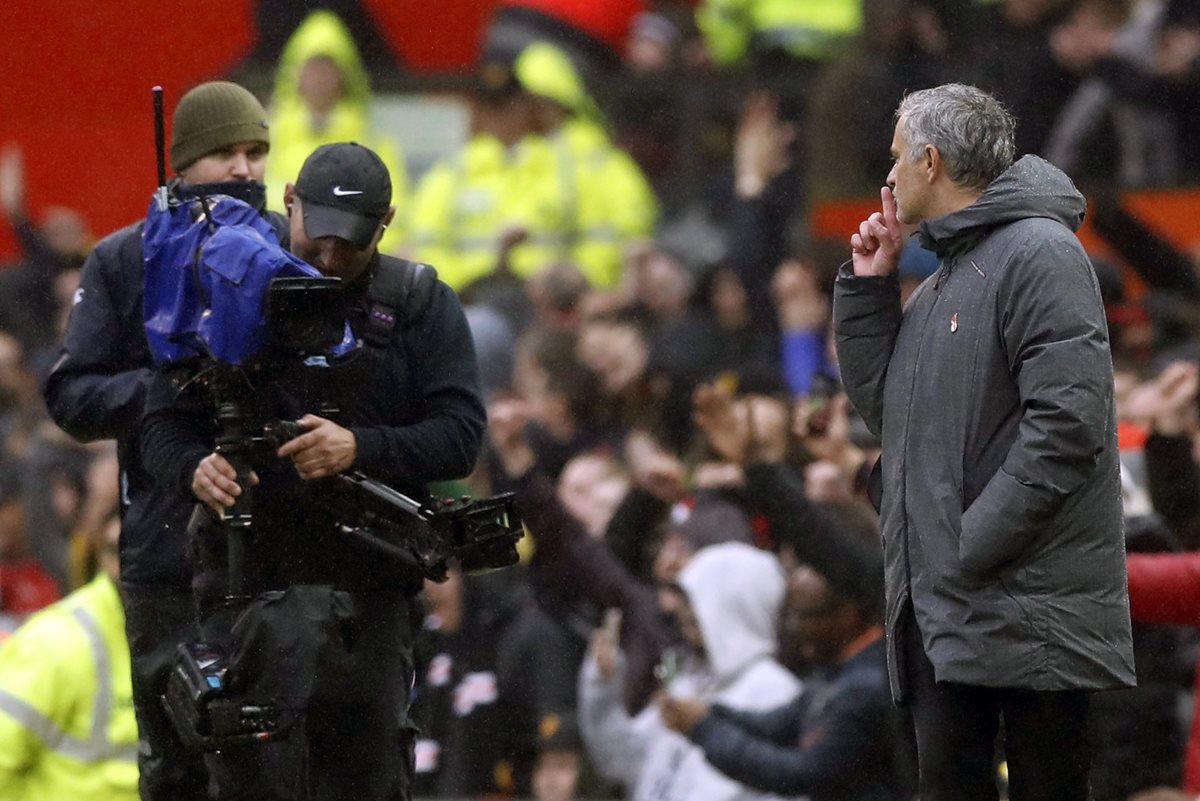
[507,42,660,288]
[548,118,659,289]
[407,124,658,292]
[407,133,575,291]
[0,575,138,801]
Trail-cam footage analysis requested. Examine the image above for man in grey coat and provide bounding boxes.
[833,83,1135,801]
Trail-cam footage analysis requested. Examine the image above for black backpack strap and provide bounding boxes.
[364,258,438,348]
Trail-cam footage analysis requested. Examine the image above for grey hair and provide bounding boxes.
[895,84,1016,190]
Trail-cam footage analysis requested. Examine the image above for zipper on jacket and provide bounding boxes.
[933,259,950,290]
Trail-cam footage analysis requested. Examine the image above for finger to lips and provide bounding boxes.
[882,186,900,228]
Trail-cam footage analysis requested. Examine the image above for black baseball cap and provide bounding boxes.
[294,142,392,249]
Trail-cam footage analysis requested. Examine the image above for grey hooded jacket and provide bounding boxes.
[833,155,1136,701]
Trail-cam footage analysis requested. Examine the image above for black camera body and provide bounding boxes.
[163,642,292,751]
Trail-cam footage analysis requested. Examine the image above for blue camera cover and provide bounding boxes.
[143,192,355,365]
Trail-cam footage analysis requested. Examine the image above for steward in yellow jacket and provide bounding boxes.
[513,42,659,289]
[0,572,138,801]
[265,9,408,253]
[407,128,567,291]
[409,48,659,293]
[408,60,579,292]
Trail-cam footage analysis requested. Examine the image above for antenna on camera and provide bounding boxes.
[153,85,168,209]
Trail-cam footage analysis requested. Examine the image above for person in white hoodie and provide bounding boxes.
[579,541,803,801]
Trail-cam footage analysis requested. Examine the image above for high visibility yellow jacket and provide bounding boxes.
[413,42,659,292]
[549,117,659,288]
[697,0,862,65]
[407,132,574,291]
[513,41,658,287]
[265,9,409,253]
[0,574,138,801]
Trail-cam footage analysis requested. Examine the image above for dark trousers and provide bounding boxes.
[902,607,1092,801]
[123,585,210,801]
[200,584,417,801]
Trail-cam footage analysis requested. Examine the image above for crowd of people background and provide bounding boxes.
[2,0,1200,799]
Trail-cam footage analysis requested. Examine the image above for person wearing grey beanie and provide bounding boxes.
[42,79,282,801]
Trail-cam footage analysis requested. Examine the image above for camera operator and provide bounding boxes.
[141,141,487,801]
[42,81,278,800]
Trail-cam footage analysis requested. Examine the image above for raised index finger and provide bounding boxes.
[881,186,900,231]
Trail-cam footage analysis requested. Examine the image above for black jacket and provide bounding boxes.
[411,570,532,797]
[139,252,487,593]
[691,638,908,801]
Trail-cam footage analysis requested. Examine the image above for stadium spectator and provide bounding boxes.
[579,541,802,801]
[0,146,90,373]
[660,564,910,801]
[264,9,408,252]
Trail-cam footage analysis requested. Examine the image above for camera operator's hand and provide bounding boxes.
[276,414,357,480]
[193,452,257,514]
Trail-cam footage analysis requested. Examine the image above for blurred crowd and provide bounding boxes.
[3,0,1200,799]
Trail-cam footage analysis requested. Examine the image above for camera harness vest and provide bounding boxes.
[362,258,438,347]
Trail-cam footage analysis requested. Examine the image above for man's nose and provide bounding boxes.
[315,238,353,272]
[228,152,251,180]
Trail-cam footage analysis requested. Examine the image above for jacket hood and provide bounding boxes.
[918,155,1086,258]
[272,10,371,112]
[677,542,785,682]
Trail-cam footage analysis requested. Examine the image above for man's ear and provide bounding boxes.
[382,205,396,229]
[923,145,941,183]
[283,183,296,214]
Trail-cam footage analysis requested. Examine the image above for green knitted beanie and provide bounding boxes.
[170,81,270,173]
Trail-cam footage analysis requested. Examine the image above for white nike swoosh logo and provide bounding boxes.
[332,186,363,196]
